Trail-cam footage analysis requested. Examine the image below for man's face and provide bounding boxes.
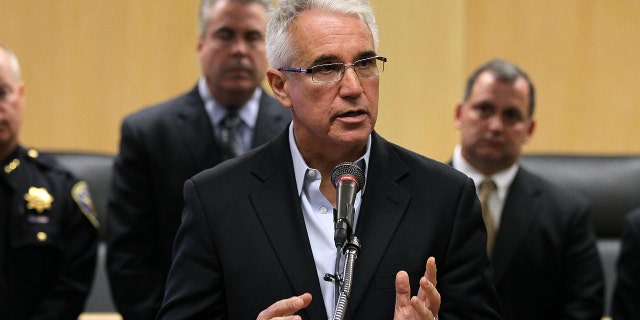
[269,9,379,161]
[198,0,268,107]
[0,50,25,157]
[455,71,535,175]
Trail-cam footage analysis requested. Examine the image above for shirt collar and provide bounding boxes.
[452,144,518,199]
[198,76,262,128]
[289,124,370,197]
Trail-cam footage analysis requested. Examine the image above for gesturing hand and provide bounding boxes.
[256,293,312,320]
[394,257,440,320]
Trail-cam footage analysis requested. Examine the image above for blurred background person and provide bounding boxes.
[0,44,98,319]
[105,0,291,319]
[450,58,604,319]
[611,208,640,319]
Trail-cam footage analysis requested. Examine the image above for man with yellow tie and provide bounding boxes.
[451,58,604,320]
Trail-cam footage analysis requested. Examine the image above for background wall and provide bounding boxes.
[1,0,639,161]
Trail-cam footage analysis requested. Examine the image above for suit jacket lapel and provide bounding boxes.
[491,169,541,285]
[176,86,223,169]
[347,133,412,316]
[247,132,327,319]
[252,92,290,147]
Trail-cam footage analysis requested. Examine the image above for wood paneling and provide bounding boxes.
[465,0,640,155]
[1,1,638,160]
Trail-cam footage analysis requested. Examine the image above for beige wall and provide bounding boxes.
[1,1,639,161]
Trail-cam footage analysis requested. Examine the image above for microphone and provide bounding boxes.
[331,162,365,248]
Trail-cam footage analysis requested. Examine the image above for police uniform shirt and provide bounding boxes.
[0,145,99,320]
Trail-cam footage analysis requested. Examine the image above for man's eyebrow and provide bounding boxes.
[310,55,339,66]
[309,51,378,66]
[357,51,377,59]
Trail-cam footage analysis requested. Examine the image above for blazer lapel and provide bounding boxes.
[176,86,223,169]
[247,132,327,319]
[491,169,541,284]
[347,133,412,316]
[252,91,290,147]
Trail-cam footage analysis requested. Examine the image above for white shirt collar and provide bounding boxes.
[452,144,519,201]
[289,124,371,197]
[198,76,262,129]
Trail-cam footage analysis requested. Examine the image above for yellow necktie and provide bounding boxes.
[478,179,497,256]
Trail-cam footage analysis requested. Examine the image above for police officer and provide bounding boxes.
[0,45,99,319]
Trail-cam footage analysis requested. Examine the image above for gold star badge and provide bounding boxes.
[24,187,54,214]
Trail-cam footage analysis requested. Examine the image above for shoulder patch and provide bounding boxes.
[72,181,100,229]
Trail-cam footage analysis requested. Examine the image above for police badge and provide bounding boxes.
[24,186,54,214]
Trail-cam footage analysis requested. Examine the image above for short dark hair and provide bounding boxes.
[463,58,536,116]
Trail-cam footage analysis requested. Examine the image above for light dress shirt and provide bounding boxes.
[198,76,261,153]
[452,145,518,231]
[289,123,370,318]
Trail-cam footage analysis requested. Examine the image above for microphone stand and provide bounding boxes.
[327,162,366,320]
[331,235,361,320]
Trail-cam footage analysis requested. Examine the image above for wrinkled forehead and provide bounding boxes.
[289,9,374,65]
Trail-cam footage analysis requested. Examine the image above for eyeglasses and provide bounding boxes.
[279,56,387,84]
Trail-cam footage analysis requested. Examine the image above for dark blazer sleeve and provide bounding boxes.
[106,114,169,319]
[612,209,640,320]
[156,179,225,320]
[106,87,215,320]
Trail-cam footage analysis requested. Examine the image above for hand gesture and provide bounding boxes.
[394,257,440,320]
[256,293,312,320]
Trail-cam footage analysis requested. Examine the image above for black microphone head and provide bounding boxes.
[331,162,365,191]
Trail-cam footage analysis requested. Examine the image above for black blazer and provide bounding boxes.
[158,131,502,320]
[491,167,604,319]
[611,208,640,320]
[106,85,291,320]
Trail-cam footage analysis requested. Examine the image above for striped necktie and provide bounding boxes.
[219,112,244,160]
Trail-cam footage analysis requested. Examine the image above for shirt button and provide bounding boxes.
[320,206,328,214]
[308,170,316,177]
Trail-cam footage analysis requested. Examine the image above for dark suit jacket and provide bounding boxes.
[611,208,640,320]
[491,167,604,319]
[106,85,291,320]
[157,131,502,320]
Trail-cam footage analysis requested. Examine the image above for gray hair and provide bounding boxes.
[0,45,21,80]
[464,58,536,116]
[266,0,379,68]
[198,0,272,37]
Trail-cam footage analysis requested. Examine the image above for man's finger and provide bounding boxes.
[426,257,437,286]
[256,293,312,320]
[395,270,411,308]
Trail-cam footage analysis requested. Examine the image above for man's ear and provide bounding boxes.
[267,68,292,108]
[454,102,463,129]
[524,118,536,143]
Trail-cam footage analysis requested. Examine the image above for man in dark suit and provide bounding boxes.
[106,1,291,319]
[611,208,640,319]
[451,58,604,319]
[157,1,502,319]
